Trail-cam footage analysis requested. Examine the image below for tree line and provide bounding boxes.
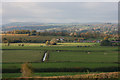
[4,30,117,39]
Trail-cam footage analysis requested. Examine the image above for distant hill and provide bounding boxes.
[2,22,116,32]
[2,22,46,27]
[2,22,62,31]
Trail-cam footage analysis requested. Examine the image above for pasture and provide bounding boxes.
[2,72,91,78]
[2,43,119,78]
[3,62,118,69]
[2,43,118,51]
[48,51,118,62]
[2,42,98,47]
[2,50,44,62]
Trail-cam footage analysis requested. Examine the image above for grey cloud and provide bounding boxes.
[2,2,118,24]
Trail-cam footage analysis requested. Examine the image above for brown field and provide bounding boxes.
[0,34,29,36]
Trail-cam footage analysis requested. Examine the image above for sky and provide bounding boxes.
[1,2,118,25]
[1,0,119,2]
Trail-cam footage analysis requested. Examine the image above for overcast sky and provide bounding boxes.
[1,2,118,24]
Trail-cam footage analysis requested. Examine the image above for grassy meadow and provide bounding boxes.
[2,50,44,62]
[2,43,119,78]
[49,51,118,62]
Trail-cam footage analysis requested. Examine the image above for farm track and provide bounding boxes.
[42,51,50,62]
[42,51,47,62]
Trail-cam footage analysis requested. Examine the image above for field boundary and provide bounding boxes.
[2,66,119,73]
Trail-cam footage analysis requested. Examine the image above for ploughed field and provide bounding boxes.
[2,43,119,78]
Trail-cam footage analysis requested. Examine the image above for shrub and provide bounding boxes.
[21,62,33,77]
[21,44,24,46]
[100,40,112,46]
[46,41,50,45]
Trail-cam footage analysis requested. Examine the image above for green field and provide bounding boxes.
[49,51,118,62]
[2,43,119,78]
[3,50,44,62]
[2,50,118,63]
[3,62,118,70]
[2,72,91,78]
[2,43,98,46]
[2,44,118,51]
